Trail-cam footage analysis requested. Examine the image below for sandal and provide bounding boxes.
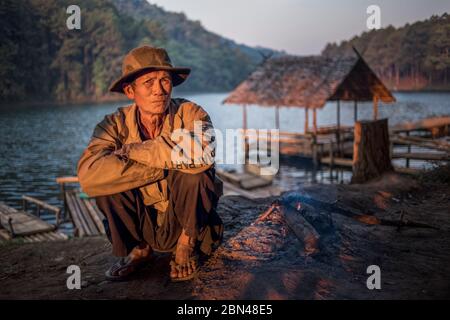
[105,255,152,281]
[169,243,199,282]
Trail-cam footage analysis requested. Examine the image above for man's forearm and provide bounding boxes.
[78,146,165,197]
[121,134,213,173]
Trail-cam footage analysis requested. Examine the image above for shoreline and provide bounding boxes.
[0,91,231,108]
[1,89,450,107]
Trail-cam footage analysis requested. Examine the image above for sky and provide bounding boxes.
[148,0,450,55]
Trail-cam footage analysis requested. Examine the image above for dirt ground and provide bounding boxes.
[0,169,449,300]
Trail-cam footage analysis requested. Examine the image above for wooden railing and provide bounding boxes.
[243,127,354,164]
[56,176,80,215]
[21,195,61,226]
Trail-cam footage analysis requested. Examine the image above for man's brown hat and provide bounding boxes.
[109,46,191,93]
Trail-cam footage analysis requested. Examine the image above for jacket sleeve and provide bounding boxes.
[126,103,215,174]
[77,113,165,197]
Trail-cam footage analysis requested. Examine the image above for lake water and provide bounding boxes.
[0,92,449,221]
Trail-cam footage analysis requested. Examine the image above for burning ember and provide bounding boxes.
[256,194,324,256]
[256,191,436,255]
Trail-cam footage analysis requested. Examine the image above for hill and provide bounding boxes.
[0,0,280,103]
[322,13,450,91]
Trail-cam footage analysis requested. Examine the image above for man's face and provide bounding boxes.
[124,70,172,115]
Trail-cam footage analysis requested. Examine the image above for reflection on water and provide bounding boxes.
[0,92,449,214]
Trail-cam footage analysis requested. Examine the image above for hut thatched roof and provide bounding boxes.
[223,51,395,109]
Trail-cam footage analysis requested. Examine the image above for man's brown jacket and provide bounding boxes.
[77,98,221,212]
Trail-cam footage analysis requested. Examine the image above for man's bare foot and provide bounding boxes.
[170,230,198,281]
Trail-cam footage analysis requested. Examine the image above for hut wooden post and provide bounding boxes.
[336,100,341,155]
[243,104,248,131]
[373,95,379,120]
[351,119,393,183]
[329,141,334,179]
[312,108,318,168]
[243,104,249,165]
[406,131,411,168]
[354,100,358,122]
[22,197,27,213]
[272,105,280,165]
[305,108,309,133]
[313,108,317,134]
[275,105,280,130]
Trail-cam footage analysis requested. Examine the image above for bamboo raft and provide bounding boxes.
[217,169,283,199]
[0,196,68,243]
[0,177,106,242]
[56,177,106,237]
[220,179,284,199]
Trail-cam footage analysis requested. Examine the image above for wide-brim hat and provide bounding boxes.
[109,46,191,94]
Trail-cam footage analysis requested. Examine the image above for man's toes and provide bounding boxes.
[182,265,189,277]
[170,267,177,278]
[178,267,184,278]
[170,258,197,280]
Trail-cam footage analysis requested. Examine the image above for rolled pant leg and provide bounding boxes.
[143,168,222,253]
[166,168,218,239]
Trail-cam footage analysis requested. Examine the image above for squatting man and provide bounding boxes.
[77,46,223,281]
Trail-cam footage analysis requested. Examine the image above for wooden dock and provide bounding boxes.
[0,198,68,243]
[391,116,450,137]
[245,126,354,160]
[245,116,450,172]
[57,177,106,237]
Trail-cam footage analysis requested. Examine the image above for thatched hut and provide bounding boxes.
[223,49,395,134]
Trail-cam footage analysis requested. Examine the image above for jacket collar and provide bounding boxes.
[123,100,178,144]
